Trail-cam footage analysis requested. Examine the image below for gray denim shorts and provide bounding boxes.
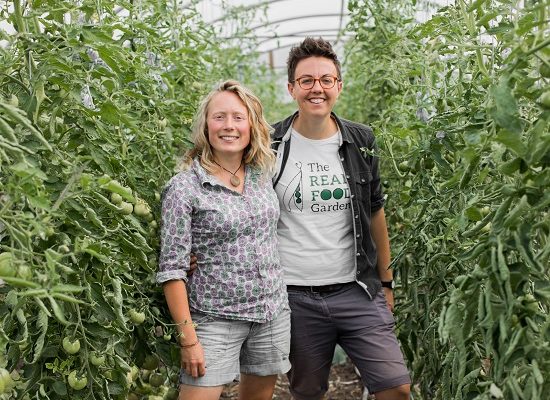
[287,283,411,399]
[180,307,291,387]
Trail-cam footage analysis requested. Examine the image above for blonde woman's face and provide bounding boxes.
[206,92,251,159]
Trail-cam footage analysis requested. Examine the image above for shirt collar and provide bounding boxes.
[192,158,217,187]
[274,111,354,144]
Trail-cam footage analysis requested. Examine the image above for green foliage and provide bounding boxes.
[342,0,549,398]
[0,0,257,398]
[1,0,548,399]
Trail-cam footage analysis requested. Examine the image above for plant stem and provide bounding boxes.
[13,0,27,34]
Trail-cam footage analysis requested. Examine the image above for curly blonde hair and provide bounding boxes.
[184,80,275,175]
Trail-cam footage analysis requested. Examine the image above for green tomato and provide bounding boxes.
[120,202,134,215]
[110,192,123,205]
[540,63,550,78]
[0,368,14,394]
[480,222,491,233]
[128,365,139,382]
[165,387,179,400]
[149,372,164,387]
[68,371,88,390]
[539,91,550,109]
[90,352,106,366]
[524,294,537,303]
[142,354,160,371]
[62,337,81,354]
[17,264,32,280]
[128,309,145,325]
[58,244,70,253]
[0,252,15,277]
[141,369,151,382]
[134,203,150,217]
[398,161,410,173]
[7,94,19,107]
[411,160,421,173]
[423,157,435,170]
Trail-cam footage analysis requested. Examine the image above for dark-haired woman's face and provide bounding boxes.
[288,57,342,120]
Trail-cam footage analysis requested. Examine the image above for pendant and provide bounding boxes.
[230,175,240,187]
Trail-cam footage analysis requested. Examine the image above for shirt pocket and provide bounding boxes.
[355,170,373,201]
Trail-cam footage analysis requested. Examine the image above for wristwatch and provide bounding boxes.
[381,280,395,289]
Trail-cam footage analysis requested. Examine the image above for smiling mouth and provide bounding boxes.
[220,136,239,141]
[308,98,325,104]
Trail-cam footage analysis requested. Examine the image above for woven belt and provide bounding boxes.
[286,282,355,293]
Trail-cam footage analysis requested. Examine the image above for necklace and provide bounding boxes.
[213,160,243,187]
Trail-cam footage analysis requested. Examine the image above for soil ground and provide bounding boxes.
[220,361,374,399]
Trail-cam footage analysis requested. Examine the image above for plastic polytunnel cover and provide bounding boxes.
[195,0,452,70]
[196,0,352,70]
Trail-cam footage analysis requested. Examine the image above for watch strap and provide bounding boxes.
[381,280,395,289]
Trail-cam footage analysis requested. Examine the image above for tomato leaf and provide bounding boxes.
[489,77,523,135]
[52,381,67,396]
[496,129,527,156]
[31,309,48,364]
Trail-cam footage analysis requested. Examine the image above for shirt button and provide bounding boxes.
[346,175,350,179]
[356,253,360,256]
[351,194,355,198]
[356,271,360,276]
[340,157,344,161]
[361,178,365,182]
[355,214,359,219]
[356,234,360,238]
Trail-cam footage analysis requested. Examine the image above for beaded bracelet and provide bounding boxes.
[179,338,199,349]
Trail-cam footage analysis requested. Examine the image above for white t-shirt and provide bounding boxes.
[275,128,356,285]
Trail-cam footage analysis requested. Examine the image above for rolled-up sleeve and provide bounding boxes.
[157,178,192,284]
[369,139,385,212]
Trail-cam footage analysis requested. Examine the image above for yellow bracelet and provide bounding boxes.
[179,338,199,349]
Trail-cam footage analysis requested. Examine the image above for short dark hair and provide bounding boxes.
[287,37,342,83]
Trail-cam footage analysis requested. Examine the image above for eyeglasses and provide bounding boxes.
[292,75,340,90]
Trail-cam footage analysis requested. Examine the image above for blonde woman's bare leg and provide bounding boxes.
[238,374,278,400]
[178,384,224,400]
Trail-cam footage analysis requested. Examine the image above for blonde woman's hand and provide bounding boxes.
[180,341,206,378]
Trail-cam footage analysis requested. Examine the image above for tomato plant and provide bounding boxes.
[0,0,260,398]
[342,0,549,398]
[1,0,547,399]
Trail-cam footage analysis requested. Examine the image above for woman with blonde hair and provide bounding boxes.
[157,80,290,400]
